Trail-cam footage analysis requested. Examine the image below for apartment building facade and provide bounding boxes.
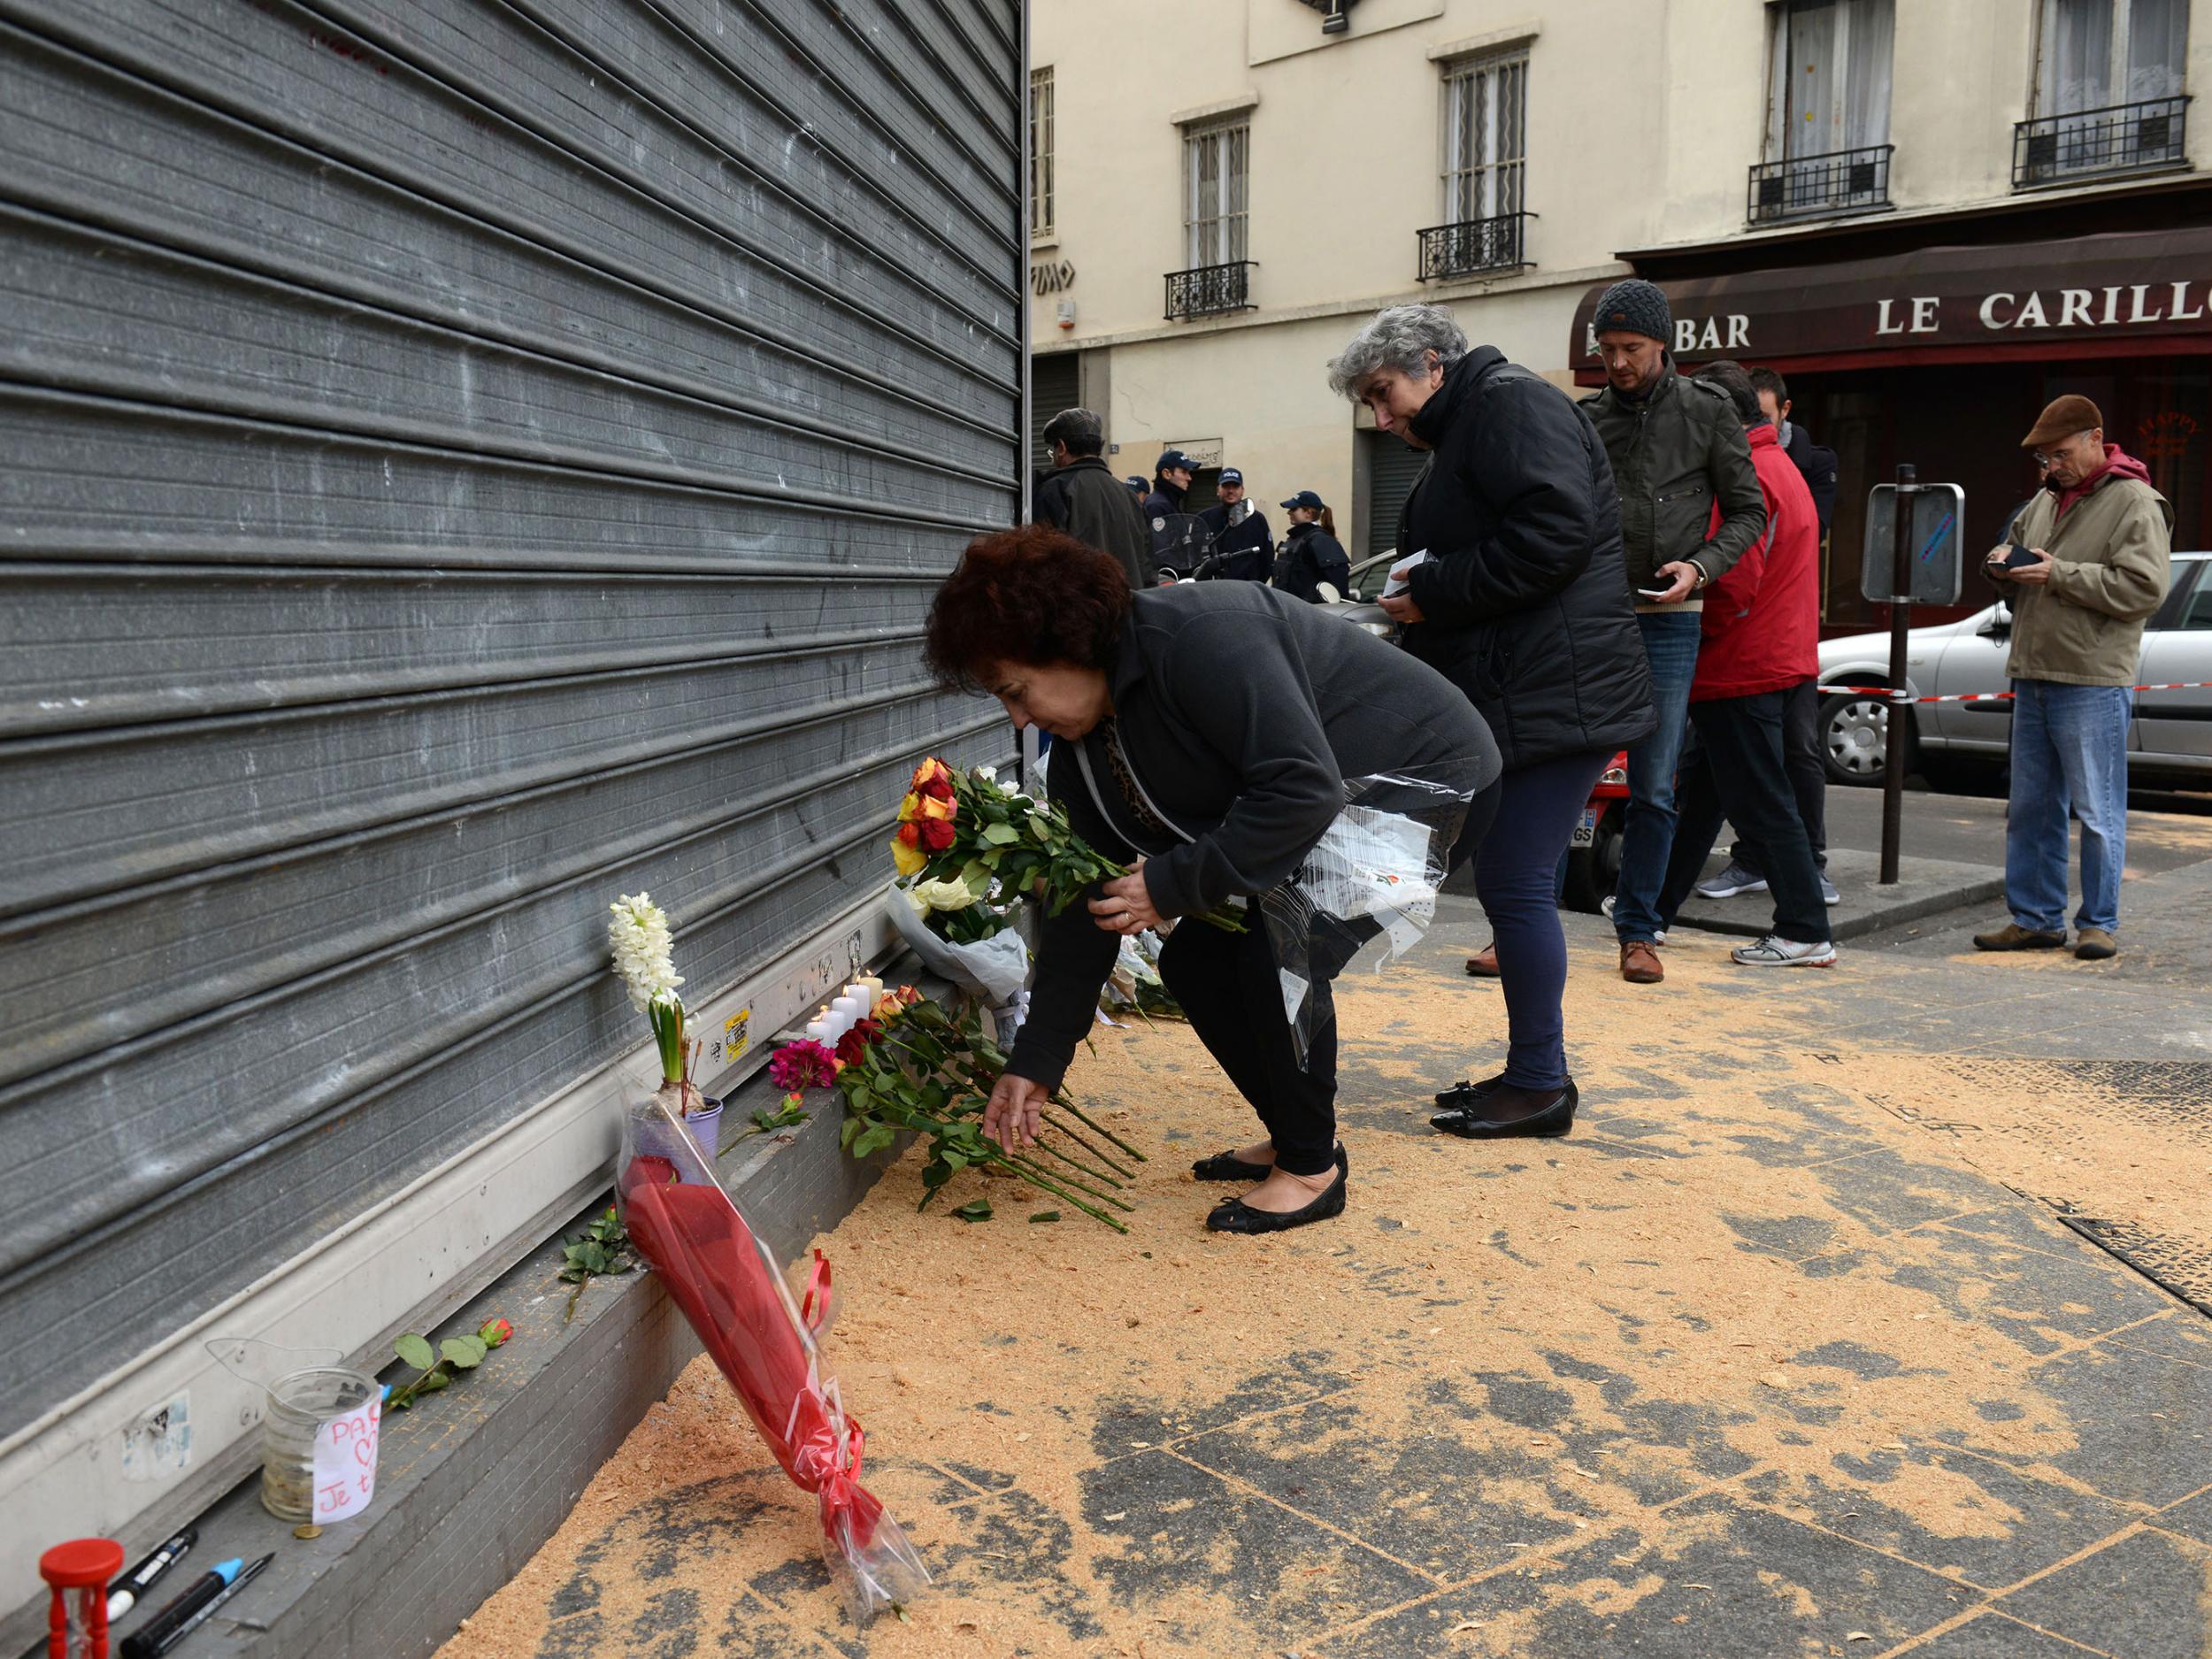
[1030,0,2212,624]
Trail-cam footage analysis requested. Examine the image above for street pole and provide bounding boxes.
[1878,463,1916,886]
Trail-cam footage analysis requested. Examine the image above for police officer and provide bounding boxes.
[1272,490,1350,603]
[1198,467,1274,581]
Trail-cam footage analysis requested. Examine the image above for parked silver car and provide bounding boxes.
[1815,549,2212,788]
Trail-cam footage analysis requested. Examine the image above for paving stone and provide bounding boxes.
[1863,1222,2182,1356]
[1321,1494,1977,1658]
[1901,1609,2117,1657]
[2151,1486,2212,1548]
[1739,1440,2136,1590]
[1089,1348,1356,1458]
[1803,1147,2004,1235]
[2004,1340,2212,1509]
[1079,1448,1434,1632]
[1995,1528,2212,1657]
[2104,1311,2212,1371]
[1174,1384,1583,1578]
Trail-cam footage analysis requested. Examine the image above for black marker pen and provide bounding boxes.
[117,1558,239,1659]
[107,1526,196,1622]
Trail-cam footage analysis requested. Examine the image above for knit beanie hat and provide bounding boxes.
[1592,278,1672,346]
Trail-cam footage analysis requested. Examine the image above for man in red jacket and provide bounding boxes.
[1653,362,1834,966]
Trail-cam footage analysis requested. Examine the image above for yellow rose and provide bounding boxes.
[897,791,922,822]
[889,832,927,878]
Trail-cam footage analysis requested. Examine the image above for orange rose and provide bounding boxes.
[911,757,956,801]
[910,794,956,823]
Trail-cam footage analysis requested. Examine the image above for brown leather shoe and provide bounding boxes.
[1465,942,1500,977]
[1972,923,2067,951]
[1620,940,1664,984]
[2074,926,2117,960]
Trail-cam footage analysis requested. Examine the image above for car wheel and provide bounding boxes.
[1558,802,1624,914]
[1820,690,1909,787]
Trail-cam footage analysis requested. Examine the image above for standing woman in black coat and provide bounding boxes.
[1330,305,1655,1136]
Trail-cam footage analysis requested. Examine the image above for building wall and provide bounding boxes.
[1033,0,2212,556]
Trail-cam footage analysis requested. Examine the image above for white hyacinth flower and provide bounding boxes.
[608,891,684,1011]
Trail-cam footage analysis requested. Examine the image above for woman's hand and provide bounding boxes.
[1089,859,1163,936]
[2008,548,2055,585]
[982,1071,1050,1153]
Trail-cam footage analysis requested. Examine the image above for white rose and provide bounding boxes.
[913,877,976,912]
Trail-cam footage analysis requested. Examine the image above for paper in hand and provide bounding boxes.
[1382,549,1431,597]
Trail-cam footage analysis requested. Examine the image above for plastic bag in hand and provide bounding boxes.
[1258,765,1485,1067]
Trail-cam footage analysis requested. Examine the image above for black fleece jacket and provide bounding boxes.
[1004,583,1499,1090]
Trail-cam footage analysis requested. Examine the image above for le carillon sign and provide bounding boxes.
[1570,226,2212,373]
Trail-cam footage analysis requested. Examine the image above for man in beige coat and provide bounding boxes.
[1974,395,2171,962]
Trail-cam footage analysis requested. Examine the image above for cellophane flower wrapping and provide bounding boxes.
[1258,765,1486,1067]
[614,1096,929,1624]
[887,879,1033,1002]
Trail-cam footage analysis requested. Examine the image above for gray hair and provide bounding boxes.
[1041,405,1105,457]
[1327,304,1469,400]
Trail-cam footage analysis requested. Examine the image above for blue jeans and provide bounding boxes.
[2006,680,2132,934]
[1473,750,1613,1089]
[1612,610,1701,942]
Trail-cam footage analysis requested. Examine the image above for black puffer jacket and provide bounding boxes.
[1398,348,1656,772]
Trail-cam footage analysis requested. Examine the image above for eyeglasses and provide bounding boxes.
[2032,432,2096,466]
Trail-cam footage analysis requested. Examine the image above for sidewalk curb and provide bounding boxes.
[1671,849,2007,942]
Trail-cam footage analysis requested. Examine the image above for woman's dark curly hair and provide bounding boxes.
[923,524,1133,691]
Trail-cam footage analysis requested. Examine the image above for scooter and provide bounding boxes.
[1559,749,1630,913]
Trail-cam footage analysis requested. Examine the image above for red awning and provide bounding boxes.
[1570,224,2212,382]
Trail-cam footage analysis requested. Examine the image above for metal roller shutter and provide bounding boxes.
[1364,429,1432,560]
[1031,350,1083,473]
[0,0,1022,1612]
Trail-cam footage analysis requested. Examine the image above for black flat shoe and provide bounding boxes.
[1191,1144,1349,1182]
[1432,1073,1505,1110]
[1204,1168,1348,1234]
[1432,1079,1578,1140]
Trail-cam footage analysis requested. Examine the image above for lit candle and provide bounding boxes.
[831,996,866,1026]
[804,1018,833,1045]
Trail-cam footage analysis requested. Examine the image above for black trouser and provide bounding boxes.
[1727,677,1827,872]
[1156,779,1502,1177]
[1657,693,1828,944]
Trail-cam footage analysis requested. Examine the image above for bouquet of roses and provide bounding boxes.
[889,757,1242,932]
[772,992,1142,1232]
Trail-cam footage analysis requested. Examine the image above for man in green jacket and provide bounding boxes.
[1580,280,1767,984]
[1974,395,2171,962]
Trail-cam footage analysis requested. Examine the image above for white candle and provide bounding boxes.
[804,1018,833,1044]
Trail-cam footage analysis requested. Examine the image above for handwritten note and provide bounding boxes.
[311,1394,380,1520]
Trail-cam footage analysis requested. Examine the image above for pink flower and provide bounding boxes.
[769,1040,840,1093]
[479,1317,513,1348]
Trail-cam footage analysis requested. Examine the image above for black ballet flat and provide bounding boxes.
[1432,1073,1505,1110]
[1431,1079,1578,1140]
[1191,1144,1348,1183]
[1204,1167,1348,1234]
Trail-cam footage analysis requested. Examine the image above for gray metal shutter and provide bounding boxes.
[0,0,1021,1601]
[1031,350,1083,472]
[1364,430,1432,559]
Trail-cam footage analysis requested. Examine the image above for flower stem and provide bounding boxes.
[1028,1131,1128,1188]
[1036,1111,1133,1179]
[1048,1094,1148,1162]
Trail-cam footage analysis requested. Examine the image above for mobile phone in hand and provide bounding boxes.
[1637,586,1675,601]
[2000,542,2041,571]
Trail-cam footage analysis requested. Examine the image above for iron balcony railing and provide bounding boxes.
[1747,142,1894,223]
[2014,96,2189,189]
[1164,260,1256,321]
[1416,211,1534,281]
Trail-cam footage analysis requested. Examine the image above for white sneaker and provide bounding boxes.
[1695,859,1769,899]
[1731,934,1837,967]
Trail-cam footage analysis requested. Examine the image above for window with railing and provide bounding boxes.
[1029,67,1055,241]
[1419,47,1531,280]
[2017,0,2191,185]
[1755,0,1897,221]
[1182,119,1248,269]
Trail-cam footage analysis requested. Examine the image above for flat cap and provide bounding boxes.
[2023,394,2104,449]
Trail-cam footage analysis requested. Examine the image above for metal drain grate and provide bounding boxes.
[2057,1214,2212,1317]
